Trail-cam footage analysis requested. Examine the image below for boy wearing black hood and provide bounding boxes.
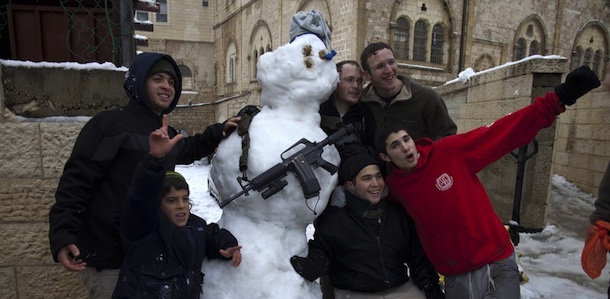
[49,53,240,298]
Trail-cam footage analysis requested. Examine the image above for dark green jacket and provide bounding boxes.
[361,75,457,141]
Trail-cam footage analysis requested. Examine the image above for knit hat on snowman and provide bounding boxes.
[289,10,336,60]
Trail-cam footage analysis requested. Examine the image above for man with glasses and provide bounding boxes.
[318,60,377,299]
[360,42,456,141]
[319,60,377,148]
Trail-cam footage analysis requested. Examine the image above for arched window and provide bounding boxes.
[229,55,235,83]
[250,22,272,81]
[178,65,193,90]
[413,20,428,62]
[226,42,237,84]
[584,48,593,67]
[593,50,603,76]
[514,38,526,60]
[431,24,444,64]
[394,17,409,60]
[530,40,539,56]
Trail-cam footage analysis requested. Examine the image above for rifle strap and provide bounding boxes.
[236,106,260,180]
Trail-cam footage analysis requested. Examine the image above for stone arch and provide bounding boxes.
[249,20,272,80]
[473,53,496,72]
[571,21,609,76]
[178,64,193,90]
[512,15,547,61]
[226,38,238,84]
[389,0,453,67]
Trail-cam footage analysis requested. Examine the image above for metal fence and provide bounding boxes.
[1,0,134,66]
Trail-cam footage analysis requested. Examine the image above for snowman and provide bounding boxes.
[202,10,340,299]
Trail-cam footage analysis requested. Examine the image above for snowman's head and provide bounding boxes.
[257,34,339,111]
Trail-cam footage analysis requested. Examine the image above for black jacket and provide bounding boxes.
[306,188,439,292]
[49,53,225,269]
[319,95,377,147]
[112,158,237,299]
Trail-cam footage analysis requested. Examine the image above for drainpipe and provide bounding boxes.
[458,0,468,72]
[120,0,134,67]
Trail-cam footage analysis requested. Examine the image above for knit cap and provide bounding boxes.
[338,145,380,183]
[149,58,178,84]
[289,10,333,54]
[165,171,186,183]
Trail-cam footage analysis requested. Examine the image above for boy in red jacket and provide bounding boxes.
[375,66,600,299]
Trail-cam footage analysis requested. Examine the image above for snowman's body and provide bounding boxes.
[202,33,339,298]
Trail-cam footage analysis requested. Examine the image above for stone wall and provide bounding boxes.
[0,62,219,298]
[1,58,609,297]
[436,57,609,229]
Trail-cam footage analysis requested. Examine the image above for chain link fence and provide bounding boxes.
[1,0,134,66]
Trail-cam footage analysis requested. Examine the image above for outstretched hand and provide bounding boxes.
[149,114,184,158]
[220,245,242,268]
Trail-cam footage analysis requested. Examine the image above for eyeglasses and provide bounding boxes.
[341,77,364,85]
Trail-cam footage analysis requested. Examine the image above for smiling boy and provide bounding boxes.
[376,66,600,298]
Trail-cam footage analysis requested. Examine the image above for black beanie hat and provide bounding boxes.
[149,58,178,84]
[338,145,380,183]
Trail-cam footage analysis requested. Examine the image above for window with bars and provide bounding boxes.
[572,47,583,70]
[136,11,149,22]
[229,54,235,83]
[431,24,444,64]
[530,40,539,55]
[583,48,593,67]
[413,20,428,62]
[593,50,603,75]
[514,38,526,60]
[156,0,167,23]
[227,42,237,84]
[394,17,409,60]
[179,65,193,90]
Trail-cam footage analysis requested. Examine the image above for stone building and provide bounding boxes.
[135,0,610,194]
[205,0,609,118]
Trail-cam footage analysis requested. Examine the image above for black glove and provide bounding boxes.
[554,65,600,106]
[290,256,326,282]
[423,282,445,299]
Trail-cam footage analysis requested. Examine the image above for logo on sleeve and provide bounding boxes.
[435,173,453,191]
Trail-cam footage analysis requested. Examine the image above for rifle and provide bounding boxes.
[218,124,355,208]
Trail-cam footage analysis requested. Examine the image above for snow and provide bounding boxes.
[0,59,127,71]
[1,22,603,298]
[446,54,566,84]
[178,162,609,298]
[201,31,339,298]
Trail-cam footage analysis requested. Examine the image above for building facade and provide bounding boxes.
[136,0,609,121]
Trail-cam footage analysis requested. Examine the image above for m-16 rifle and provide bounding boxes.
[218,124,355,208]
